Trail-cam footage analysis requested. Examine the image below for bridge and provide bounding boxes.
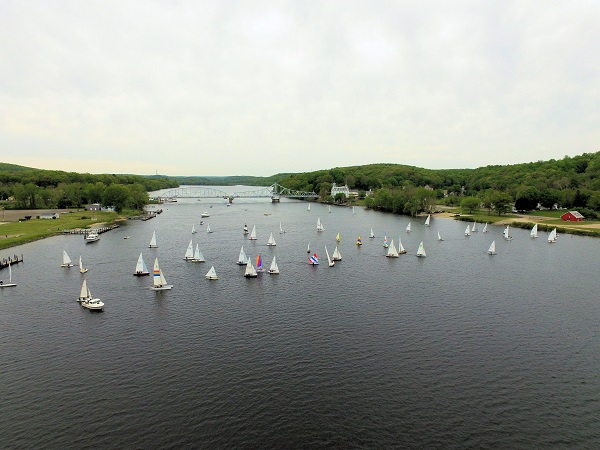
[157,183,318,203]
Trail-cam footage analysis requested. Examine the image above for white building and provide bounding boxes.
[331,183,350,198]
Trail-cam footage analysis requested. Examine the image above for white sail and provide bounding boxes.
[184,239,194,260]
[328,205,331,213]
[325,245,334,267]
[438,231,443,241]
[482,223,489,233]
[487,240,496,255]
[0,263,17,287]
[237,246,247,265]
[249,225,257,240]
[206,223,212,233]
[152,258,171,289]
[548,228,557,243]
[279,221,284,234]
[149,231,158,248]
[386,239,399,257]
[62,250,73,267]
[192,244,205,262]
[268,256,280,274]
[307,203,311,211]
[244,261,258,277]
[465,224,471,236]
[503,225,512,240]
[332,245,342,261]
[317,217,325,231]
[530,224,538,238]
[406,222,411,232]
[352,206,356,215]
[424,215,431,226]
[369,228,375,238]
[307,243,310,253]
[398,237,406,254]
[267,232,276,246]
[135,253,149,274]
[79,255,88,273]
[472,222,478,232]
[191,224,196,234]
[416,241,426,257]
[79,279,88,301]
[205,266,218,280]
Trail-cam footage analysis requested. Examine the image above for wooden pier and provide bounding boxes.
[62,224,120,235]
[0,254,23,270]
[128,212,158,221]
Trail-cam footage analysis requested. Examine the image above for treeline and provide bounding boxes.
[0,163,178,212]
[278,152,600,217]
[173,173,292,187]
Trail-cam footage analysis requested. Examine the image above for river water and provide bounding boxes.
[1,187,599,449]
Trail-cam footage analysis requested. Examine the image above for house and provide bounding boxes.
[561,211,584,222]
[86,203,101,211]
[331,183,350,199]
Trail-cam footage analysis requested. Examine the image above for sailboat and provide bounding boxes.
[487,240,497,255]
[0,263,17,288]
[237,246,247,265]
[151,258,173,290]
[336,233,341,242]
[134,253,150,276]
[79,256,88,274]
[191,224,197,234]
[332,246,342,261]
[307,203,311,211]
[383,235,388,248]
[356,236,362,246]
[530,224,539,238]
[249,225,257,240]
[192,243,205,262]
[244,260,258,278]
[503,225,513,241]
[256,253,265,272]
[267,232,277,246]
[424,215,431,226]
[465,224,471,236]
[328,205,331,213]
[548,228,557,243]
[78,279,103,310]
[308,253,319,265]
[279,221,285,234]
[268,256,280,274]
[206,223,212,233]
[243,224,249,235]
[398,237,406,254]
[61,250,74,267]
[325,245,334,267]
[416,241,426,257]
[406,222,411,232]
[148,231,158,248]
[317,217,325,231]
[205,266,218,280]
[472,221,478,232]
[438,231,443,241]
[307,243,310,253]
[482,223,489,233]
[386,239,399,258]
[78,279,89,302]
[183,239,195,260]
[369,228,375,239]
[352,206,355,215]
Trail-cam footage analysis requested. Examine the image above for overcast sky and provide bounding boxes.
[1,1,599,177]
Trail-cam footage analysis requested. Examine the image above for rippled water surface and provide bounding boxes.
[1,190,599,449]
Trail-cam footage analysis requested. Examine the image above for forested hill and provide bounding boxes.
[278,152,600,214]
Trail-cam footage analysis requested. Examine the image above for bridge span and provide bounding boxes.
[157,183,317,203]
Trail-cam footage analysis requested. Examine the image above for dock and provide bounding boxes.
[62,224,120,235]
[128,212,159,221]
[1,254,23,270]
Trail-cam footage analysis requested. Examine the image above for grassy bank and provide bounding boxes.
[0,210,131,251]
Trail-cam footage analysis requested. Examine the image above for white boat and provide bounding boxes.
[279,221,285,234]
[465,224,471,236]
[79,279,104,311]
[386,239,399,258]
[244,260,258,278]
[192,243,205,262]
[383,235,389,248]
[84,230,100,243]
[548,228,557,243]
[325,245,334,267]
[79,255,88,274]
[332,246,342,261]
[406,222,411,232]
[424,215,431,226]
[61,250,74,267]
[148,231,158,248]
[267,232,276,246]
[482,223,489,233]
[191,224,197,234]
[237,246,247,265]
[206,223,212,233]
[398,237,407,254]
[307,243,310,253]
[205,266,218,280]
[307,203,311,211]
[530,224,539,238]
[183,239,195,260]
[472,222,478,232]
[438,231,443,241]
[369,228,375,239]
[134,253,150,276]
[416,241,426,257]
[317,217,325,231]
[0,263,17,288]
[243,224,249,235]
[487,240,497,255]
[249,225,257,240]
[201,212,210,217]
[151,258,173,290]
[268,256,280,274]
[503,225,513,241]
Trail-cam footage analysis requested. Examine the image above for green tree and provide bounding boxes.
[515,186,540,211]
[102,184,129,213]
[460,196,481,213]
[491,192,513,215]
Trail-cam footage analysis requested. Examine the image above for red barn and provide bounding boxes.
[561,211,584,222]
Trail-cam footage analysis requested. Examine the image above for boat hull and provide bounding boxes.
[133,272,150,276]
[151,285,173,291]
[0,283,17,288]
